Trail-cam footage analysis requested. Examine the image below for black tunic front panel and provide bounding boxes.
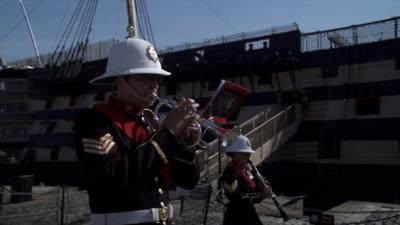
[74,104,200,219]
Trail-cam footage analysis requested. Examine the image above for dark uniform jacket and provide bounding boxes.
[220,161,265,225]
[74,95,200,224]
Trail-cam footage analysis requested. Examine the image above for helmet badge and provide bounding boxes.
[146,45,159,62]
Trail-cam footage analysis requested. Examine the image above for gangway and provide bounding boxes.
[197,102,303,182]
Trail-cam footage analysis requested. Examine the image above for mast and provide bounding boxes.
[18,0,42,66]
[126,0,138,38]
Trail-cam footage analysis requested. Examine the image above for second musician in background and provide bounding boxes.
[220,135,270,225]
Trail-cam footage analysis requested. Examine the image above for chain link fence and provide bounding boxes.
[302,16,400,52]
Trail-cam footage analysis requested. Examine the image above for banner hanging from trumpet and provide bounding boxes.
[201,80,250,123]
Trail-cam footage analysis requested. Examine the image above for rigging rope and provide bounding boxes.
[0,0,47,44]
[49,0,85,66]
[113,0,124,38]
[43,0,99,80]
[50,0,73,51]
[136,0,156,47]
[62,0,98,78]
[142,0,156,46]
[200,0,238,33]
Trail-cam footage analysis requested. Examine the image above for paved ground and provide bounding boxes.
[1,186,400,225]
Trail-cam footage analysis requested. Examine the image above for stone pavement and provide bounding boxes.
[325,200,400,225]
[2,186,400,225]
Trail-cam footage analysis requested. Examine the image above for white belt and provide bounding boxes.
[91,204,174,225]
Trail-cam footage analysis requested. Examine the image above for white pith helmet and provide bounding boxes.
[90,38,170,84]
[225,135,255,154]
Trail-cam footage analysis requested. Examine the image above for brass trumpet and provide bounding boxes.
[154,97,239,149]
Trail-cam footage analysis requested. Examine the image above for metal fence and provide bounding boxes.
[9,17,399,67]
[301,16,400,52]
[157,23,299,54]
[8,39,118,68]
[8,23,298,67]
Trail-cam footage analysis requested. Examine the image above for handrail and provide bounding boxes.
[199,103,302,180]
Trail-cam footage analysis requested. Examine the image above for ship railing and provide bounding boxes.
[8,39,118,68]
[8,22,299,68]
[199,102,303,181]
[301,16,400,52]
[157,23,299,54]
[8,16,400,67]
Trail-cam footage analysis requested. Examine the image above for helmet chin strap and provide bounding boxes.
[115,77,156,107]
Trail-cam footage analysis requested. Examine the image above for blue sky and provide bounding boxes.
[0,0,399,63]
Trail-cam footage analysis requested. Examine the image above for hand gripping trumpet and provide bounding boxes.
[154,97,240,149]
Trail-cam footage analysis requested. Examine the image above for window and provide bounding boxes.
[166,84,177,95]
[15,128,27,139]
[46,121,57,133]
[193,50,205,63]
[257,72,272,85]
[0,102,28,112]
[4,81,26,90]
[0,127,27,139]
[245,38,270,51]
[94,92,105,101]
[69,96,79,107]
[50,148,60,161]
[17,102,28,112]
[6,103,16,112]
[321,55,337,77]
[208,80,219,91]
[45,99,54,110]
[356,97,380,115]
[263,40,270,48]
[0,81,5,90]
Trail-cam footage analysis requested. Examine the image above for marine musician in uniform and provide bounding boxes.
[220,135,270,225]
[74,37,200,225]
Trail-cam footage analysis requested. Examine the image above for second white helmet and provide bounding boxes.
[90,38,170,84]
[225,135,255,153]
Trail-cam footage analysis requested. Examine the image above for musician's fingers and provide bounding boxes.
[186,123,199,131]
[183,113,197,123]
[176,97,186,107]
[179,99,199,112]
[190,102,199,111]
[164,97,199,137]
[187,127,199,136]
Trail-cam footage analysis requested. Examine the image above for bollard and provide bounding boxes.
[10,175,33,203]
